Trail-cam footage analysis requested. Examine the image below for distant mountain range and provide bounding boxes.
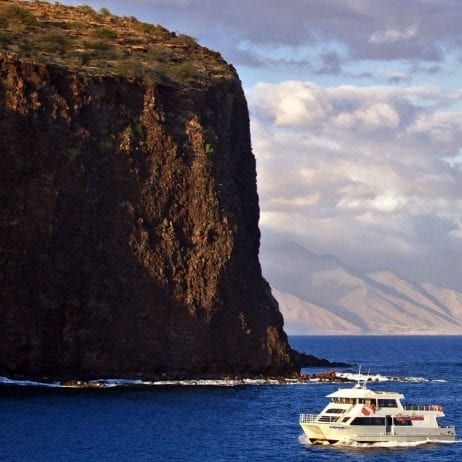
[260,240,462,335]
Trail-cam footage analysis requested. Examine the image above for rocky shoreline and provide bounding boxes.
[0,351,352,388]
[292,350,352,368]
[0,367,439,388]
[0,371,354,388]
[0,0,296,379]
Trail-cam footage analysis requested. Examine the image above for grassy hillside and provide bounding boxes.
[0,0,231,84]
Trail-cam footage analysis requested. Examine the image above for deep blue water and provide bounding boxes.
[1,336,461,461]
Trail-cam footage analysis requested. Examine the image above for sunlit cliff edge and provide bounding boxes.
[0,0,296,380]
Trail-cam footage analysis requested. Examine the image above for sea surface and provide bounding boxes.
[1,336,461,461]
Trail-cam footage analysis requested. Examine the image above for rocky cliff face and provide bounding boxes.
[0,1,296,380]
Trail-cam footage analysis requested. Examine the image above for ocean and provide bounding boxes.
[0,336,461,461]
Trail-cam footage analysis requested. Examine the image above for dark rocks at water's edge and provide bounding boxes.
[292,350,352,369]
[0,370,356,388]
[0,1,296,381]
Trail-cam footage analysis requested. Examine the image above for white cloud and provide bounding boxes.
[369,24,419,45]
[336,102,400,129]
[67,0,462,83]
[61,0,462,289]
[248,81,462,288]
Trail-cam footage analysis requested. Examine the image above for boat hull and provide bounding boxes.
[301,423,456,445]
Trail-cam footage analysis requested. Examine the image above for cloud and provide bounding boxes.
[248,81,462,288]
[61,0,462,289]
[117,0,462,65]
[61,0,462,85]
[316,52,343,75]
[368,25,419,45]
[379,68,412,84]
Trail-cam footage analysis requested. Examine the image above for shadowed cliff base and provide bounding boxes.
[0,1,296,381]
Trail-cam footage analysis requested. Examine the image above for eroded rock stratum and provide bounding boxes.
[0,1,296,380]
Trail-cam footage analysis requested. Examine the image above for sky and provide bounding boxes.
[63,0,462,290]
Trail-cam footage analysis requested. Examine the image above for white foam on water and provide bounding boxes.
[0,376,60,387]
[65,378,279,388]
[0,372,448,388]
[340,439,442,448]
[299,433,461,449]
[298,434,315,446]
[335,372,446,383]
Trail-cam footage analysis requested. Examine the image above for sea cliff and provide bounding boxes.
[0,0,296,380]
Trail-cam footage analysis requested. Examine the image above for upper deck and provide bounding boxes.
[327,384,404,401]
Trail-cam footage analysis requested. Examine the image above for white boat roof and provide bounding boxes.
[327,385,404,400]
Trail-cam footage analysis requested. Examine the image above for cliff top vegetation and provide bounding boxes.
[0,0,234,85]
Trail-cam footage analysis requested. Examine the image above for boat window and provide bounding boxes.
[378,399,398,408]
[318,416,338,422]
[394,418,412,426]
[325,408,346,414]
[342,417,350,423]
[332,397,355,404]
[358,398,376,405]
[351,417,386,426]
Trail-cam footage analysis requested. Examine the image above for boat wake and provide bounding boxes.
[299,434,462,449]
[340,439,461,448]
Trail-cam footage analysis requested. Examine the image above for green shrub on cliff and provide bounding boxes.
[122,122,145,142]
[0,5,37,29]
[0,0,226,85]
[62,146,80,162]
[36,31,71,54]
[91,27,117,41]
[135,22,163,36]
[161,61,200,84]
[113,59,143,78]
[205,143,214,155]
[68,50,92,66]
[0,32,13,46]
[67,21,89,34]
[82,38,115,59]
[98,7,112,17]
[146,47,174,64]
[176,33,198,46]
[76,5,97,18]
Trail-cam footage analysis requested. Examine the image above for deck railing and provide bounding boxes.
[299,413,339,423]
[299,413,318,423]
[402,404,443,412]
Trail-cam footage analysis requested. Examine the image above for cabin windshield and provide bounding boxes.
[351,417,385,426]
[377,399,398,408]
[332,397,378,405]
[357,398,377,406]
[331,397,355,404]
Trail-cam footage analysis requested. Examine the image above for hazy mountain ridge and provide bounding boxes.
[261,240,462,334]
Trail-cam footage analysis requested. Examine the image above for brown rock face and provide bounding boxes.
[0,53,296,379]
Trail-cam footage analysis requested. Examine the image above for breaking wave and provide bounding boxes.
[0,376,300,388]
[0,376,60,387]
[0,372,447,388]
[334,372,446,383]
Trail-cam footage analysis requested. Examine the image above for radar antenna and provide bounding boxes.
[354,365,369,389]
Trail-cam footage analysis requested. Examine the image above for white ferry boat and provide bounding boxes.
[300,376,456,445]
